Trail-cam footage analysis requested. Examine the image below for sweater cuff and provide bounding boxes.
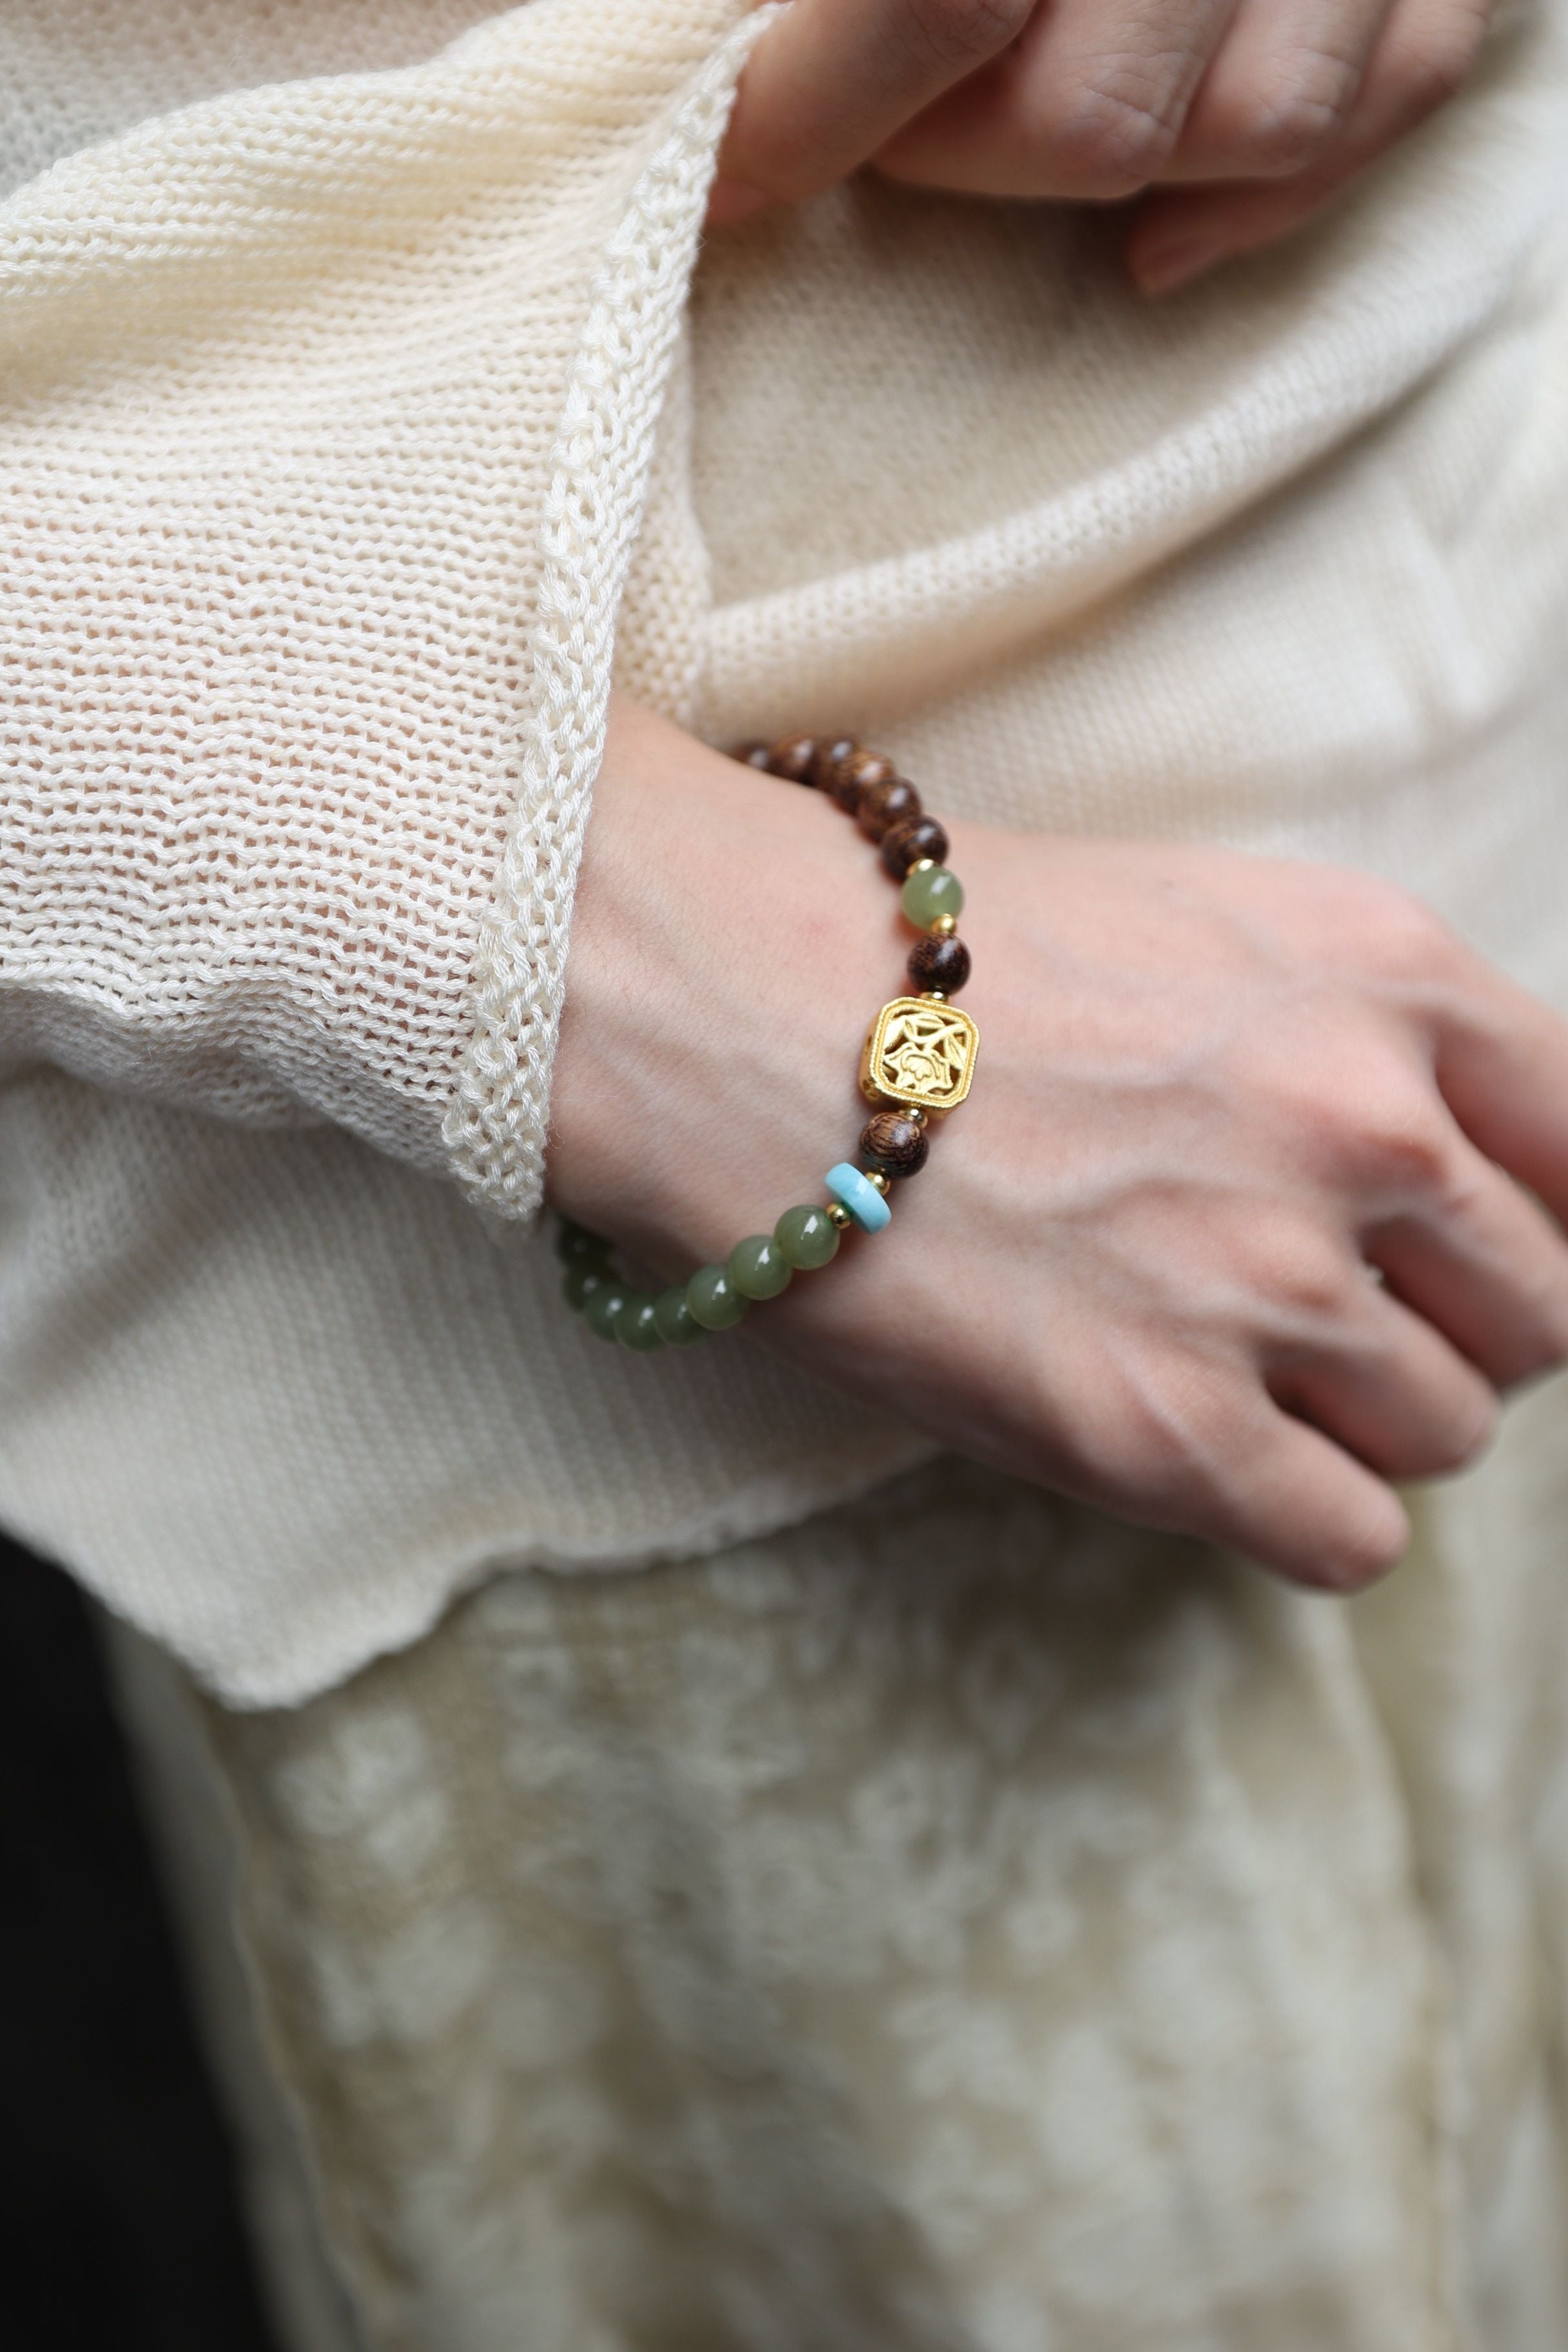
[0,1,766,1213]
[441,15,765,1221]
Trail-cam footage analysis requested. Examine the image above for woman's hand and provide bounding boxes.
[549,702,1568,1591]
[711,0,1493,292]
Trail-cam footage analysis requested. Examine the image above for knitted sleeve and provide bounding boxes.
[0,0,762,1220]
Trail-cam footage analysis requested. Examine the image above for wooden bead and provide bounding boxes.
[907,932,971,995]
[732,741,772,769]
[859,1110,930,1179]
[856,778,921,842]
[767,732,818,783]
[830,748,896,813]
[880,817,948,878]
[808,734,859,790]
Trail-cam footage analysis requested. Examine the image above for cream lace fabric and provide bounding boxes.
[110,1384,1568,2352]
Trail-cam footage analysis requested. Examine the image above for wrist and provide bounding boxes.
[546,700,906,1275]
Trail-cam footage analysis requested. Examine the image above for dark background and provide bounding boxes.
[1,1532,281,2352]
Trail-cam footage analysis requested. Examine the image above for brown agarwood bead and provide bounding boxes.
[880,816,949,878]
[831,747,896,812]
[855,777,921,842]
[907,932,972,995]
[767,732,818,783]
[809,734,859,790]
[732,740,772,769]
[859,1110,930,1179]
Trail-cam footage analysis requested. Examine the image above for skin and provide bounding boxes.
[710,0,1495,291]
[547,703,1568,1596]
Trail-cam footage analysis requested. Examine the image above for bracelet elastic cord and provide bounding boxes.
[558,731,979,1351]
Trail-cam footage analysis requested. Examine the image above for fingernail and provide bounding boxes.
[1130,237,1221,298]
[705,177,772,230]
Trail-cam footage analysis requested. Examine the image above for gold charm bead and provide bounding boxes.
[860,994,980,1114]
[564,731,979,1354]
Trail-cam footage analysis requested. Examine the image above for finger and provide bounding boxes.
[712,0,1034,218]
[1161,0,1395,184]
[874,0,1239,201]
[1432,988,1568,1239]
[1126,0,1489,291]
[1366,1141,1568,1388]
[1194,1399,1411,1589]
[1266,1278,1497,1480]
[1079,1351,1411,1589]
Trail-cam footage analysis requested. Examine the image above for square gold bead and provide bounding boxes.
[859,995,979,1115]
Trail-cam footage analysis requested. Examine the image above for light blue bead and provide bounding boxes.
[825,1162,891,1234]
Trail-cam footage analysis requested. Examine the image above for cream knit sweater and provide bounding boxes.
[2,0,1565,1703]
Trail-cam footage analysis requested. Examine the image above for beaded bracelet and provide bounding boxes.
[557,731,979,1351]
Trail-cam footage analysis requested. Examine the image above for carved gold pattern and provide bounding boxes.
[859,995,979,1113]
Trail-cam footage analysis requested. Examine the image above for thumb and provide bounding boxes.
[711,0,1032,218]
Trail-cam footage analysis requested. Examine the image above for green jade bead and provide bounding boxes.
[653,1286,705,1346]
[774,1204,840,1270]
[686,1264,750,1331]
[583,1282,631,1341]
[615,1293,665,1351]
[901,863,965,930]
[564,1262,612,1312]
[729,1234,793,1300]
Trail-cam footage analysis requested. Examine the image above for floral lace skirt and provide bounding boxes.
[119,1384,1568,2351]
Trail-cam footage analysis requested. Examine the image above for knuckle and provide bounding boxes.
[1262,1046,1451,1200]
[1086,1358,1235,1525]
[1386,6,1489,122]
[1244,1219,1356,1326]
[1354,877,1459,982]
[1030,63,1188,195]
[1224,50,1360,177]
[901,0,1034,75]
[1346,1092,1453,1197]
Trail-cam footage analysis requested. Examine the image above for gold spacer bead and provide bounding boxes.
[931,914,957,939]
[921,990,946,1003]
[909,857,937,877]
[865,1170,891,1195]
[825,1200,854,1230]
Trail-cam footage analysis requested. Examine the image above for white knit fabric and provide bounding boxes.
[442,15,772,1217]
[0,0,760,1186]
[1,0,1566,1704]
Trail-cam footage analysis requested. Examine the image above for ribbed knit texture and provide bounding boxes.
[1,0,1566,1703]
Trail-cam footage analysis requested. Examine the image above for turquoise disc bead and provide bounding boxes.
[615,1293,665,1351]
[653,1286,705,1346]
[583,1281,630,1340]
[825,1163,891,1233]
[729,1234,793,1300]
[774,1204,840,1271]
[686,1264,750,1330]
[901,863,964,929]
